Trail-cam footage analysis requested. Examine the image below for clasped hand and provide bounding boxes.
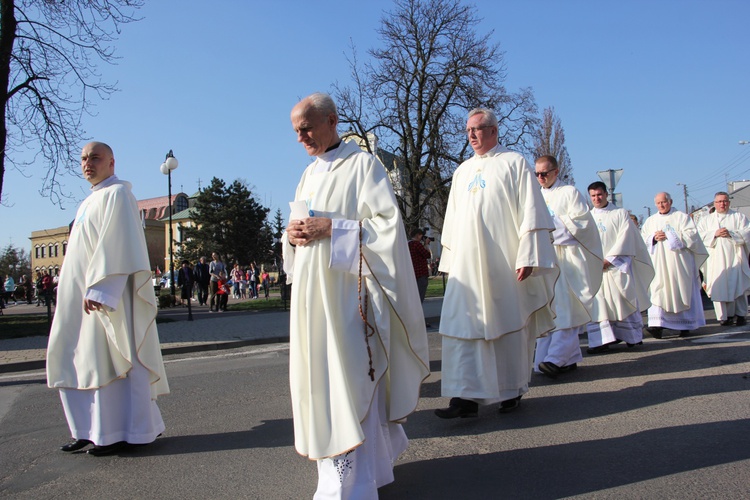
[287,217,332,246]
[653,230,668,242]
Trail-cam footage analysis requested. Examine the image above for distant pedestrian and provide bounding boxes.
[193,256,210,306]
[232,263,244,299]
[261,270,270,298]
[208,252,226,312]
[177,260,194,306]
[248,263,258,299]
[215,271,229,312]
[4,274,15,306]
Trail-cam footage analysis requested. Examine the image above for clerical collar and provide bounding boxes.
[91,174,119,192]
[325,141,341,153]
[313,141,342,173]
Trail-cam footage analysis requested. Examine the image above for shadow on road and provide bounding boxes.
[382,419,750,499]
[131,419,296,457]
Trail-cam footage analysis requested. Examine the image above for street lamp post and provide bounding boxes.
[160,150,179,306]
[643,205,651,217]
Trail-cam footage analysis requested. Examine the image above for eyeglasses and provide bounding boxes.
[535,169,557,178]
[466,125,490,135]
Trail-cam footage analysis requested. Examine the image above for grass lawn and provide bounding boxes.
[0,314,51,339]
[227,297,290,312]
[426,275,447,298]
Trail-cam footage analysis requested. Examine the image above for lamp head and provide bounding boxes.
[165,150,178,171]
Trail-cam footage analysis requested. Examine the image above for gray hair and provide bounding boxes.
[714,191,729,198]
[656,191,672,202]
[468,108,498,128]
[304,92,338,117]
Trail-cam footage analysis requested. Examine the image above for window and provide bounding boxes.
[62,242,67,256]
[35,245,40,259]
[175,195,188,213]
[41,246,45,258]
[54,243,59,257]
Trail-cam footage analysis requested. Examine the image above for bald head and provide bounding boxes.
[81,142,115,186]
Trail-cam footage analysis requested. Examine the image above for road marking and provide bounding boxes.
[691,332,750,344]
[163,344,290,364]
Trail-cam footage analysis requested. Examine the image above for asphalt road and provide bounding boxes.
[1,327,749,499]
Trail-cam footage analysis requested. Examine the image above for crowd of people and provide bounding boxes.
[42,97,749,499]
[1,269,57,308]
[168,254,275,312]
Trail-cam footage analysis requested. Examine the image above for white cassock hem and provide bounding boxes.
[440,330,533,405]
[534,327,584,370]
[314,382,407,500]
[647,278,706,330]
[587,311,644,347]
[60,353,165,446]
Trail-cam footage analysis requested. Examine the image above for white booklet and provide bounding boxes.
[289,200,309,221]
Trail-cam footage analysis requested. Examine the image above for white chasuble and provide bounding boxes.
[541,180,603,330]
[283,140,429,461]
[590,204,654,323]
[641,208,707,314]
[439,145,558,342]
[697,209,750,302]
[47,177,168,399]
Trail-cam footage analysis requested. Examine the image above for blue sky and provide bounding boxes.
[2,0,749,252]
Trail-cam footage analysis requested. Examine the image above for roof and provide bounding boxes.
[137,192,187,220]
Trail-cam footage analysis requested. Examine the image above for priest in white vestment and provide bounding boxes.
[585,182,654,353]
[641,192,708,336]
[284,93,430,499]
[533,156,603,379]
[696,192,750,326]
[435,108,558,419]
[47,142,168,456]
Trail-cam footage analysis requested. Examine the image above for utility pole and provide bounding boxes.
[676,183,689,213]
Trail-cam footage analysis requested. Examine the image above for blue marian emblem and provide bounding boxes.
[468,171,486,193]
[75,208,87,226]
[597,219,606,233]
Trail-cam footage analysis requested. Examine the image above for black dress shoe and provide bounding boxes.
[434,397,478,419]
[498,396,522,413]
[736,316,747,326]
[586,344,610,355]
[538,361,561,379]
[647,327,663,339]
[87,441,127,456]
[720,319,734,326]
[559,363,577,373]
[60,438,92,452]
[627,341,643,348]
[679,330,690,337]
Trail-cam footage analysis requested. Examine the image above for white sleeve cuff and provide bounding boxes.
[85,274,128,310]
[608,255,631,273]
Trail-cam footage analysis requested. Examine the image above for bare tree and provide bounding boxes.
[532,106,574,185]
[0,0,143,205]
[334,0,538,232]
